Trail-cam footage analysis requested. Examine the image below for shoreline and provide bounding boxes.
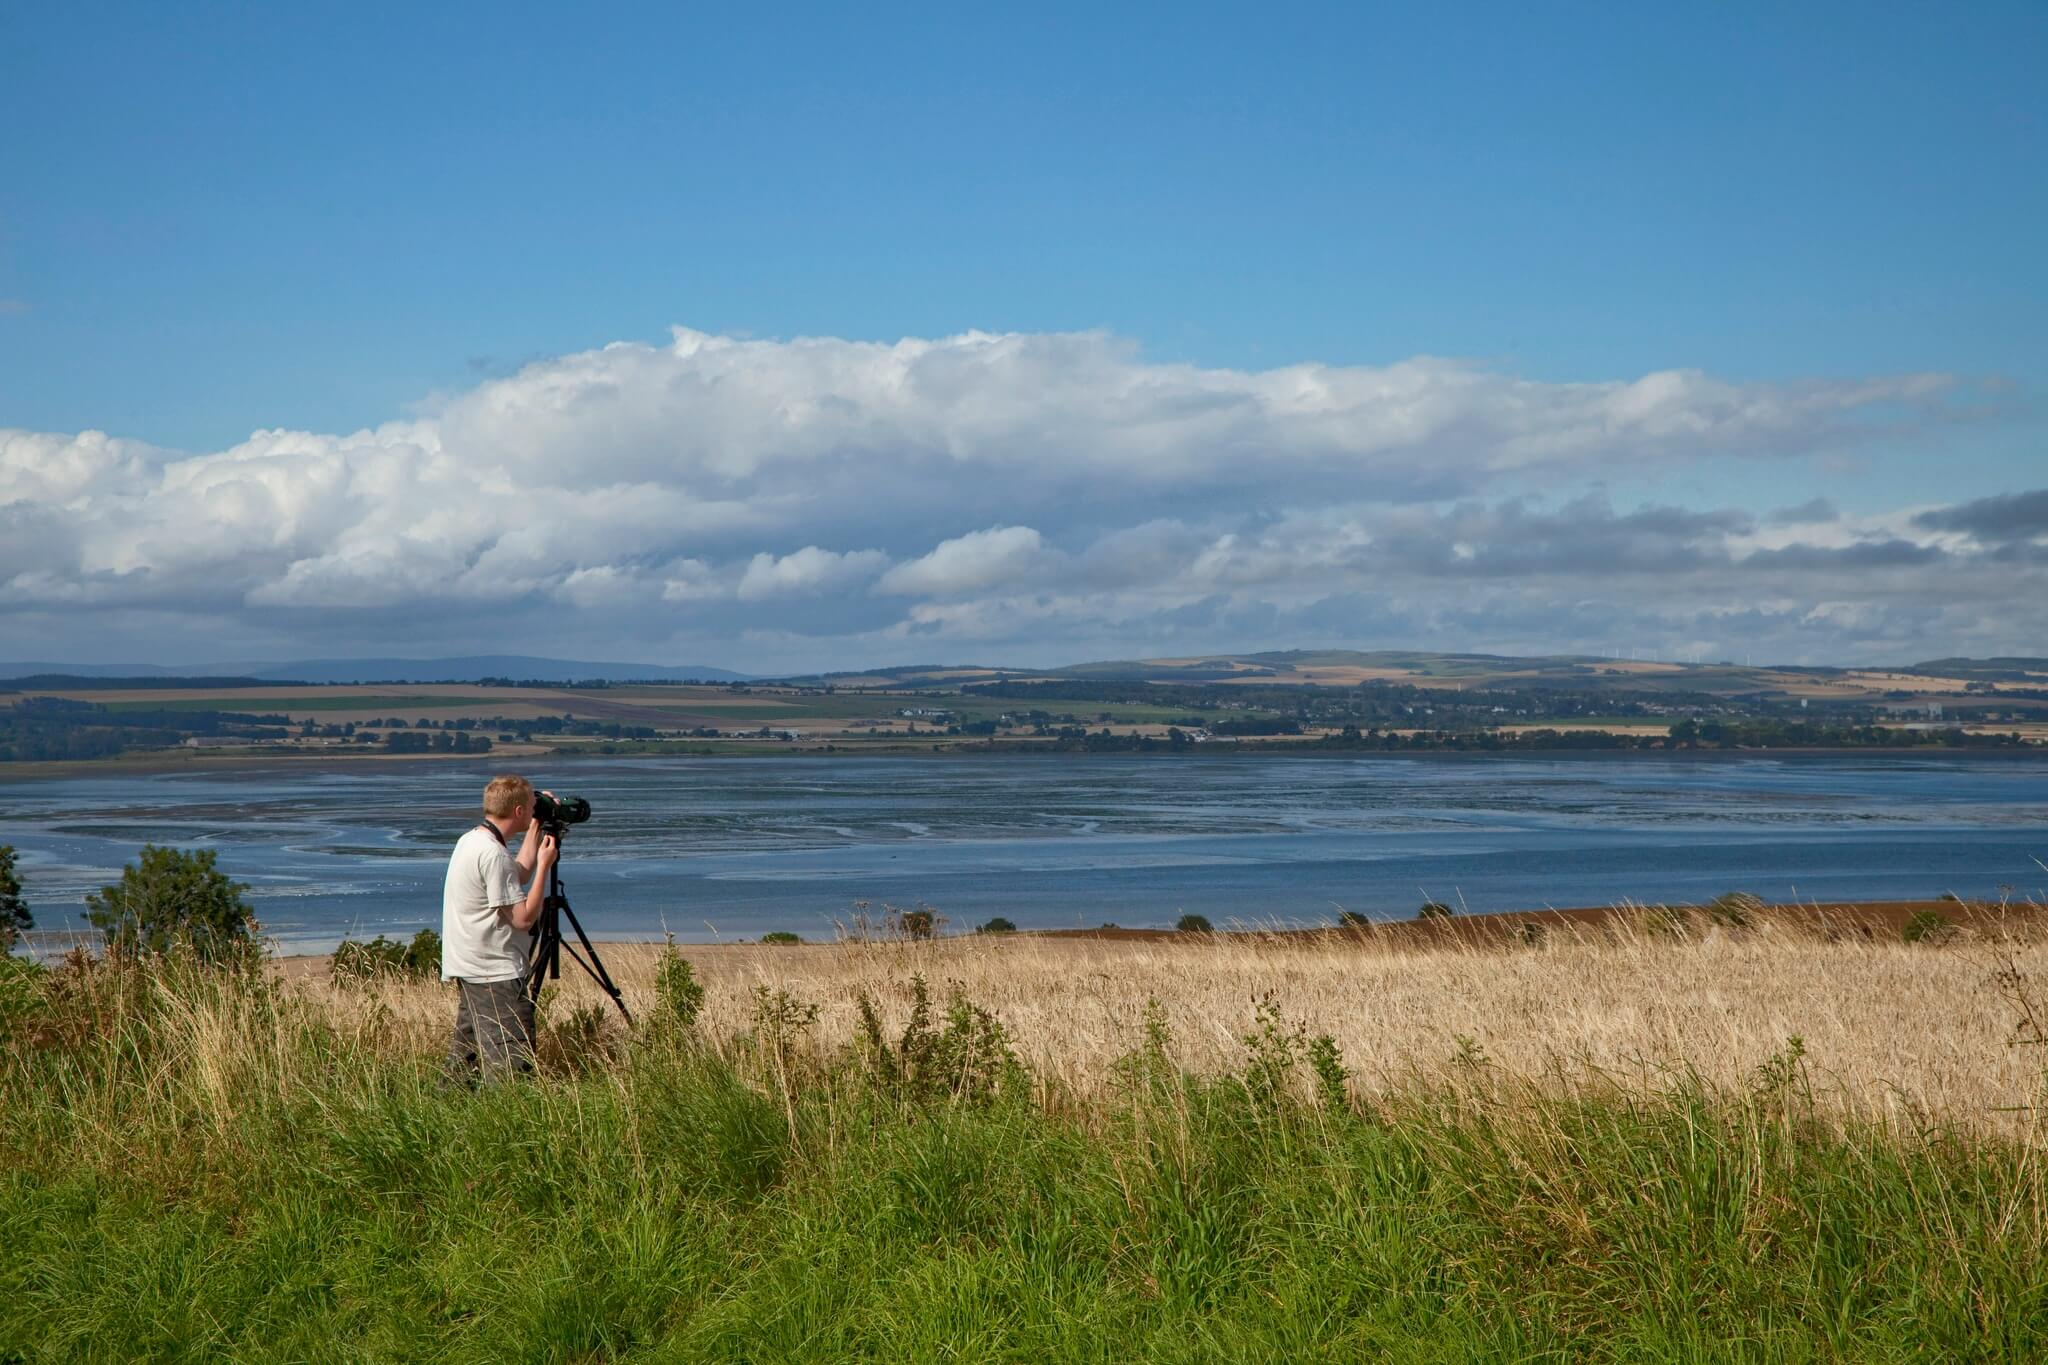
[4,742,2045,784]
[201,896,2020,976]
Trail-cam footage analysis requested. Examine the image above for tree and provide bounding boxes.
[977,917,1018,935]
[85,845,258,965]
[0,845,29,950]
[1176,913,1215,934]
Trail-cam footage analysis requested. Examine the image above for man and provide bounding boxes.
[442,773,558,1083]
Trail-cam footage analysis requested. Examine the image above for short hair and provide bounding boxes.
[483,774,533,818]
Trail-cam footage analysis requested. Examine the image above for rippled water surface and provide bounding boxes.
[4,754,2045,951]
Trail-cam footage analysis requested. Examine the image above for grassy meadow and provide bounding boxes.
[5,913,2048,1360]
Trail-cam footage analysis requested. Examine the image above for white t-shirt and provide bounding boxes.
[441,825,531,982]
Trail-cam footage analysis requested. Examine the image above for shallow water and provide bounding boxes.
[3,753,2045,951]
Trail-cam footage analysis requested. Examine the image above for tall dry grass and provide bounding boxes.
[13,910,2048,1358]
[298,910,2048,1139]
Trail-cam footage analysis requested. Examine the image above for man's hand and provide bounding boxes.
[534,831,559,871]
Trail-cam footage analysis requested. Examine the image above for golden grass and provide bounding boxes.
[297,918,2048,1139]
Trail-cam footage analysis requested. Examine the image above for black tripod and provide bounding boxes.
[524,827,632,1025]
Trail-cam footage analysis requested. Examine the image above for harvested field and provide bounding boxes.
[291,898,2048,1139]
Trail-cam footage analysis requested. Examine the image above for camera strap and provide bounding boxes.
[477,820,506,846]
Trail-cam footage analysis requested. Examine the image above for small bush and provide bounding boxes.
[977,916,1018,935]
[1241,993,1307,1108]
[1514,920,1548,947]
[855,974,1018,1106]
[1417,901,1455,920]
[1640,906,1695,939]
[1706,891,1764,928]
[0,844,30,951]
[1176,913,1214,934]
[760,931,803,945]
[747,984,820,1092]
[1903,910,1958,945]
[536,996,621,1077]
[84,845,258,967]
[0,953,46,1044]
[1336,909,1372,929]
[1307,1032,1350,1110]
[652,938,706,1031]
[891,903,942,940]
[331,928,441,986]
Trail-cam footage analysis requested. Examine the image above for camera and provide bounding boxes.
[533,791,592,832]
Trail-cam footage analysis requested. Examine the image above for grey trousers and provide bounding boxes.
[444,976,536,1084]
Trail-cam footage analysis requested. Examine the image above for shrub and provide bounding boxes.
[855,974,1018,1106]
[1640,906,1694,939]
[894,905,939,940]
[1706,891,1764,928]
[84,845,258,966]
[760,931,803,945]
[652,938,706,1031]
[1336,909,1372,929]
[0,953,46,1043]
[0,844,29,951]
[1241,993,1306,1108]
[1417,901,1455,920]
[331,928,441,985]
[1176,913,1214,934]
[531,986,621,1076]
[1903,910,1958,945]
[1307,1032,1350,1110]
[977,916,1018,935]
[1514,920,1548,947]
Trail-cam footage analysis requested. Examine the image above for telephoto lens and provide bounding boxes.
[534,792,592,826]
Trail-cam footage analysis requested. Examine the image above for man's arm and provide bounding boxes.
[499,832,558,932]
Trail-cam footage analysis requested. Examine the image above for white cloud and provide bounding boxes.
[877,526,1046,596]
[737,546,889,600]
[0,324,2031,667]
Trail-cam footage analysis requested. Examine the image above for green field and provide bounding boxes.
[2,955,2042,1361]
[639,694,1204,725]
[99,695,502,714]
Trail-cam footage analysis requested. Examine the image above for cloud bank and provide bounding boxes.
[0,326,2034,669]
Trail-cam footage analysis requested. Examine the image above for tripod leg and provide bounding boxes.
[524,864,565,1003]
[555,898,633,1026]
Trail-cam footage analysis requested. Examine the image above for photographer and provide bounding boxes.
[441,774,558,1084]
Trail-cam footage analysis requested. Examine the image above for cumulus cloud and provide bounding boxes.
[876,526,1046,596]
[0,324,2034,667]
[1911,488,2048,543]
[738,546,889,600]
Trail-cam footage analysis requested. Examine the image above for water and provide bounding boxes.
[3,753,2045,952]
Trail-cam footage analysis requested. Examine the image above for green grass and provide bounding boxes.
[2,958,2044,1361]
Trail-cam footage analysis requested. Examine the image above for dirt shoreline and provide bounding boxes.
[237,896,2025,977]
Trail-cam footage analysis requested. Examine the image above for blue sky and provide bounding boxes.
[2,3,2044,669]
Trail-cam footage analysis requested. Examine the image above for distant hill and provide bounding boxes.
[0,656,750,685]
[1909,658,2048,682]
[760,650,2048,703]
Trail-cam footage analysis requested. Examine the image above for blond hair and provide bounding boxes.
[482,774,534,818]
